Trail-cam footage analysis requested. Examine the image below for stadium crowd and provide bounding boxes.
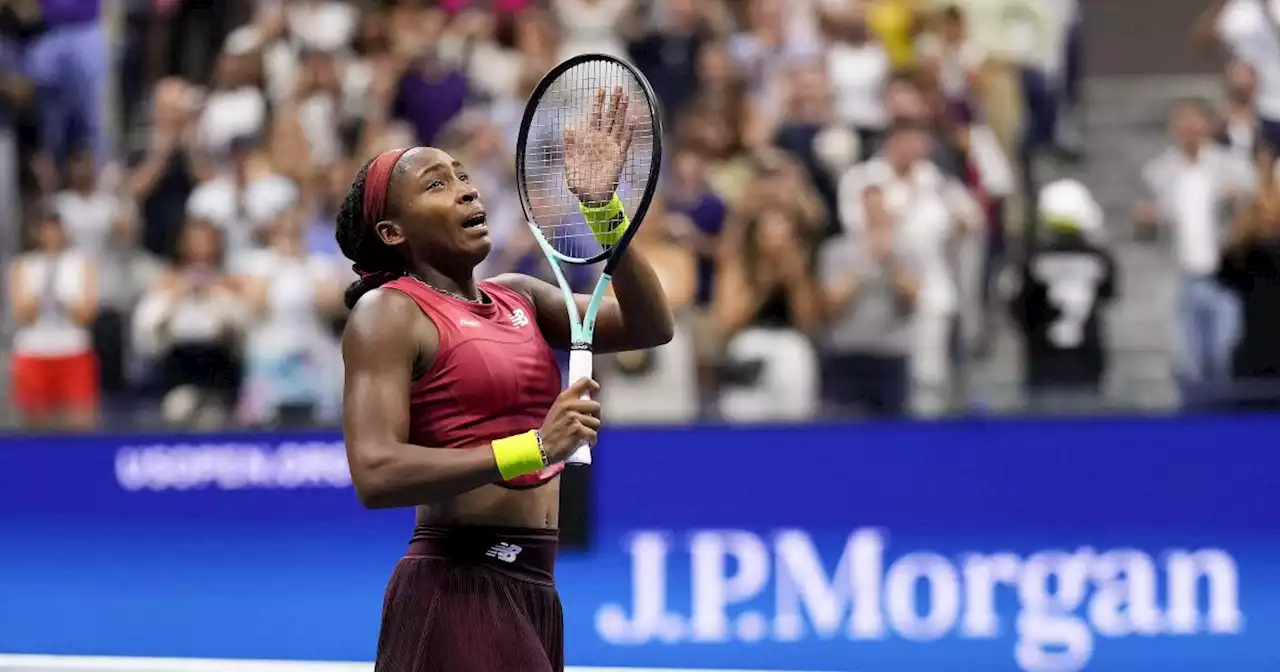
[2,0,1279,431]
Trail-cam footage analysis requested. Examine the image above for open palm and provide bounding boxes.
[564,86,634,205]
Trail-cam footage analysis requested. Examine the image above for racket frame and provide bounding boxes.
[514,53,664,466]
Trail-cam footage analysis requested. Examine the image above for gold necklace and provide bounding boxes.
[409,274,487,304]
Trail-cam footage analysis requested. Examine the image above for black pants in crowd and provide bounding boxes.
[90,309,128,397]
[820,353,909,419]
[161,342,242,409]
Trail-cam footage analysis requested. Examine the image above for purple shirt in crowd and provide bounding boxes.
[393,66,468,147]
[41,0,100,26]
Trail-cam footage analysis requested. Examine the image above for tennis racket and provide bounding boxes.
[515,54,663,466]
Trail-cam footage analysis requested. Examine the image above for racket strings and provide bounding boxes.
[522,58,656,262]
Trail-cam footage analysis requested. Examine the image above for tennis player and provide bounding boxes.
[337,97,673,670]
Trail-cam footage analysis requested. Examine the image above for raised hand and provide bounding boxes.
[564,86,634,206]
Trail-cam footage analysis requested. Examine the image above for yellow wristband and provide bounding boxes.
[492,430,547,481]
[579,194,630,246]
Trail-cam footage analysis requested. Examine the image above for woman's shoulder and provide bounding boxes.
[480,274,540,311]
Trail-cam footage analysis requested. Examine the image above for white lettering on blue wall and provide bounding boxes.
[595,529,1244,672]
[114,442,351,491]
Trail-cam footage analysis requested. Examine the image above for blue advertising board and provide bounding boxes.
[0,416,1276,671]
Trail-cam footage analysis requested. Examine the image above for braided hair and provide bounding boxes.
[335,158,408,309]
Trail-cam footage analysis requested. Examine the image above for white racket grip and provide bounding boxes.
[564,348,594,466]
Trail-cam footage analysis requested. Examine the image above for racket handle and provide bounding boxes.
[565,348,593,466]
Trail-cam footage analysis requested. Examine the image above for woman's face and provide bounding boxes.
[940,14,965,43]
[888,87,927,124]
[672,148,706,187]
[1171,104,1211,146]
[887,127,931,165]
[754,166,795,206]
[787,64,831,121]
[1226,62,1257,103]
[384,147,492,275]
[357,13,390,54]
[180,222,220,266]
[835,3,871,42]
[271,212,306,256]
[663,0,699,29]
[303,53,341,93]
[215,53,254,89]
[748,0,784,31]
[66,150,96,190]
[686,113,733,158]
[696,42,736,88]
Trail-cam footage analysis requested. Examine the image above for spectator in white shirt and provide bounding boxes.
[286,0,359,54]
[55,145,137,400]
[1135,100,1257,406]
[1216,61,1262,161]
[1195,0,1280,153]
[8,212,99,429]
[199,46,268,159]
[185,135,299,268]
[916,5,985,115]
[817,183,919,418]
[290,49,347,167]
[823,0,891,156]
[554,0,632,61]
[729,0,820,130]
[840,119,982,416]
[132,219,245,428]
[236,212,345,427]
[950,103,1015,352]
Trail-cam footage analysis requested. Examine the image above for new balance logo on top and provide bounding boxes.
[485,543,523,563]
[510,308,530,329]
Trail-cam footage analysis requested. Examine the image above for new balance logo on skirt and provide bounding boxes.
[485,543,523,563]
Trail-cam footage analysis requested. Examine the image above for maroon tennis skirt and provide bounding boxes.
[373,525,563,672]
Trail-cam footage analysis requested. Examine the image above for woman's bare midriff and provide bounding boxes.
[415,479,561,530]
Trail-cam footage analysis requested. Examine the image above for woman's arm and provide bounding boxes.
[8,260,38,325]
[128,130,179,200]
[132,278,180,358]
[344,288,600,506]
[817,237,861,320]
[779,247,824,333]
[709,254,759,339]
[238,274,270,314]
[493,247,675,353]
[886,254,919,305]
[181,120,216,184]
[268,99,313,185]
[342,289,505,508]
[67,259,98,326]
[1191,0,1231,51]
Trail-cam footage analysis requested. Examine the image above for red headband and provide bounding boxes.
[353,147,413,279]
[361,147,413,230]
